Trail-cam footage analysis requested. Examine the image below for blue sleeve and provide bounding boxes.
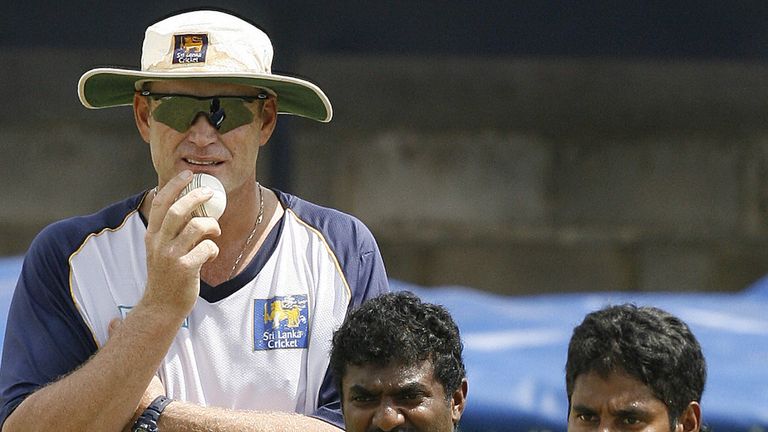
[348,225,390,310]
[0,223,97,427]
[310,369,344,428]
[274,191,391,426]
[310,215,390,427]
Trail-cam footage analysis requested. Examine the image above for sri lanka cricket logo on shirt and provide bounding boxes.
[172,34,208,64]
[254,295,309,350]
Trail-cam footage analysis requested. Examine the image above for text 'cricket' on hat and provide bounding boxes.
[78,10,332,122]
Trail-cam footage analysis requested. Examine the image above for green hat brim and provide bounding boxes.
[78,68,333,123]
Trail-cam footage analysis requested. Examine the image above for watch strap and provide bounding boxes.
[146,395,172,417]
[132,395,172,431]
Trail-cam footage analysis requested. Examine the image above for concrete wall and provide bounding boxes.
[3,49,768,295]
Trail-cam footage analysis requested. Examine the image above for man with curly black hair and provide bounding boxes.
[330,291,468,432]
[565,304,707,432]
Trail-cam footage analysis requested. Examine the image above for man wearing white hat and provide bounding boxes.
[0,9,388,432]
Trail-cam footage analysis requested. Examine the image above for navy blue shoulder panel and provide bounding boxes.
[276,190,390,310]
[0,192,146,427]
[276,190,389,425]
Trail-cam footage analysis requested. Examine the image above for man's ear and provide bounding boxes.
[450,378,468,425]
[676,401,701,432]
[134,92,152,144]
[257,97,277,146]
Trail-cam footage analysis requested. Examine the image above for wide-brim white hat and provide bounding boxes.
[78,10,332,122]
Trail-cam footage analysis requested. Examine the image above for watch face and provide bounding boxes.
[132,420,158,432]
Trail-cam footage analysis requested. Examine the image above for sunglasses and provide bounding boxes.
[140,91,268,134]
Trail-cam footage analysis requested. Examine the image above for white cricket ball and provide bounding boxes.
[179,173,227,220]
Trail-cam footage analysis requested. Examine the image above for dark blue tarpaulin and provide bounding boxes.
[392,279,768,432]
[1,257,766,431]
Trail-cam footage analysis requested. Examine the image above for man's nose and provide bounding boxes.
[187,113,218,147]
[597,421,613,432]
[371,401,405,431]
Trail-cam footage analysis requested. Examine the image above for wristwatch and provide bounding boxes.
[131,395,172,432]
